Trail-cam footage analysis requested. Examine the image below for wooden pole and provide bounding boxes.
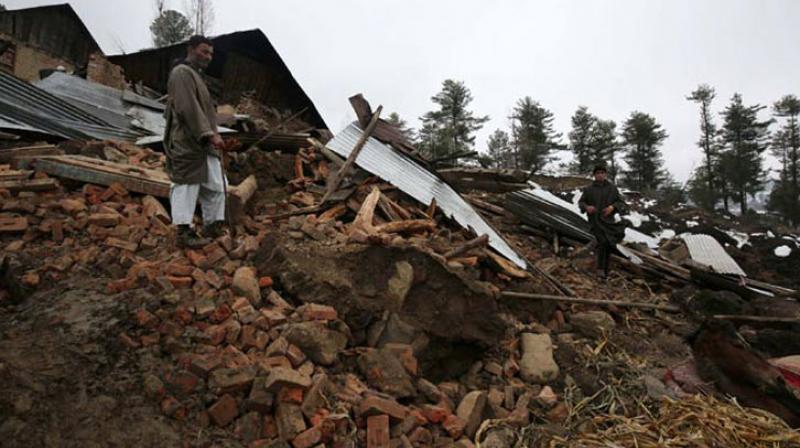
[320,105,383,204]
[500,291,681,312]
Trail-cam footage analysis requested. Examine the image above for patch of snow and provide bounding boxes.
[774,245,792,257]
[624,228,660,249]
[686,220,699,228]
[655,229,676,241]
[622,211,650,228]
[767,230,775,238]
[641,199,657,208]
[725,230,750,249]
[528,186,585,219]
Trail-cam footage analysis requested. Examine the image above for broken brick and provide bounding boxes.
[88,212,120,227]
[190,353,223,378]
[258,276,274,288]
[278,386,304,405]
[366,414,390,448]
[186,250,210,269]
[135,308,159,328]
[443,414,467,439]
[208,394,239,427]
[167,370,200,395]
[358,396,408,421]
[210,367,256,394]
[275,402,307,441]
[166,276,193,289]
[264,367,312,392]
[246,377,275,413]
[300,303,338,321]
[292,426,322,448]
[140,332,160,347]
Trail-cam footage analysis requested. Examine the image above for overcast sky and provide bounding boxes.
[8,0,799,181]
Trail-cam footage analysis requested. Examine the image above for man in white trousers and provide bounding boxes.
[163,35,227,249]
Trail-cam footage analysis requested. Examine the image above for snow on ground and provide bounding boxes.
[686,220,699,228]
[775,245,792,257]
[624,228,660,248]
[655,229,676,241]
[725,230,750,248]
[528,185,586,218]
[622,211,650,228]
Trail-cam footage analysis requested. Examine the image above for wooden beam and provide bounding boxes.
[374,219,436,235]
[33,155,170,197]
[227,175,258,222]
[0,177,57,192]
[444,234,489,259]
[0,170,33,181]
[321,106,383,203]
[351,186,381,233]
[501,291,681,312]
[0,144,61,165]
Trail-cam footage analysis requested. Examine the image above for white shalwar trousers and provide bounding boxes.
[170,155,228,226]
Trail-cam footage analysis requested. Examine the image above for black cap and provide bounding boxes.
[593,164,607,174]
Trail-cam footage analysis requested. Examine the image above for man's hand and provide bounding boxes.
[210,134,224,150]
[602,205,614,217]
[585,206,597,215]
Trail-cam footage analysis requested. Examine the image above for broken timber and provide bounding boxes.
[501,291,680,312]
[321,105,383,204]
[0,177,58,192]
[32,155,171,197]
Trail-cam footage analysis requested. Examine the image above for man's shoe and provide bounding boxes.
[177,225,211,249]
[202,221,226,239]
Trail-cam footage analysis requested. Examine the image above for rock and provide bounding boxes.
[301,374,332,419]
[519,333,559,384]
[358,348,416,398]
[283,322,347,366]
[416,378,442,402]
[536,386,558,407]
[376,313,417,348]
[480,427,517,448]
[570,311,616,339]
[387,261,414,311]
[456,390,487,438]
[233,267,261,303]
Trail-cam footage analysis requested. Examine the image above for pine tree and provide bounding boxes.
[418,80,489,162]
[150,2,193,48]
[385,112,417,144]
[718,93,772,215]
[589,119,619,178]
[620,111,668,192]
[687,84,719,209]
[510,97,561,172]
[568,106,596,174]
[769,95,800,224]
[485,129,512,169]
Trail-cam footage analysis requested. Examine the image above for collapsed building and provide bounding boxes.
[2,3,800,448]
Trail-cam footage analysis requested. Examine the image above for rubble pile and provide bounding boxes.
[3,95,800,447]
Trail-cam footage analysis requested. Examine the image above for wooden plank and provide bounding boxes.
[501,291,680,312]
[485,249,531,279]
[351,186,381,233]
[0,178,57,192]
[0,170,32,181]
[0,145,62,164]
[33,157,170,198]
[321,106,383,203]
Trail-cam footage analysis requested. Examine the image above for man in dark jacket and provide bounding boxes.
[578,165,626,278]
[164,35,226,249]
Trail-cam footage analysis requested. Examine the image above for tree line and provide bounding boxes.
[392,79,798,227]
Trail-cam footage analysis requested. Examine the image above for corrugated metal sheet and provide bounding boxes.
[682,233,746,276]
[0,71,143,141]
[506,189,594,243]
[326,122,526,268]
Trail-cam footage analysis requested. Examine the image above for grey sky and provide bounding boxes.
[8,0,799,181]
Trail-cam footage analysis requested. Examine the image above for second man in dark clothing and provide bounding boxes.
[578,165,626,279]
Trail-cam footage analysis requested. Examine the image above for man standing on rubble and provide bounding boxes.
[578,165,626,279]
[164,35,227,249]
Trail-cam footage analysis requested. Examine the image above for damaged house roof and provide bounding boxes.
[0,69,143,141]
[109,29,328,130]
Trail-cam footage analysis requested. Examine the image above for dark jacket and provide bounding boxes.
[164,62,220,185]
[578,180,626,245]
